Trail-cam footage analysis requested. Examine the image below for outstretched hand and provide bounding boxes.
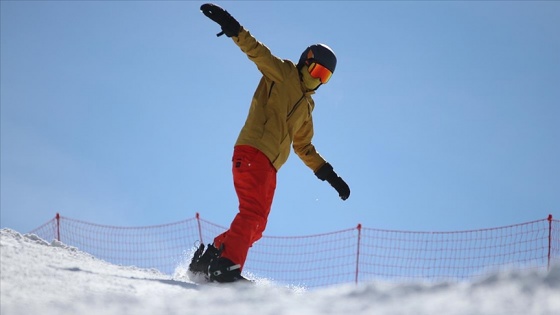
[200,3,241,37]
[315,163,351,201]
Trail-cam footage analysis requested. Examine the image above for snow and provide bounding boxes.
[1,228,559,315]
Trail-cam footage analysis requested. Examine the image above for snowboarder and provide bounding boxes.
[189,3,351,283]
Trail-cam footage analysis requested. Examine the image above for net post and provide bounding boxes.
[55,212,61,242]
[548,214,553,271]
[355,223,362,285]
[196,212,204,244]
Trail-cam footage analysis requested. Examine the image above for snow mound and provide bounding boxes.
[1,228,559,315]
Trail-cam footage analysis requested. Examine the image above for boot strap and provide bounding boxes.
[211,264,241,277]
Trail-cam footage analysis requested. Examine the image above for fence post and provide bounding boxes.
[548,214,553,271]
[196,212,204,244]
[355,223,362,285]
[55,212,61,242]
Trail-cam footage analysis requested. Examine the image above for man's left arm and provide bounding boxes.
[293,119,350,201]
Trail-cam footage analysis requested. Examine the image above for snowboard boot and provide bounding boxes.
[208,257,248,283]
[188,243,220,276]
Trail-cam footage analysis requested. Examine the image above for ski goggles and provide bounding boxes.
[308,62,333,84]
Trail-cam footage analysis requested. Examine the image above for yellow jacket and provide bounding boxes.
[232,28,327,172]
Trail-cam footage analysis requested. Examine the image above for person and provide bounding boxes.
[189,3,351,283]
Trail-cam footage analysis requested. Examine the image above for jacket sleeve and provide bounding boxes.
[293,117,327,172]
[232,28,291,83]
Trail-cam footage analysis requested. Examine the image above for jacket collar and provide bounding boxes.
[299,75,316,96]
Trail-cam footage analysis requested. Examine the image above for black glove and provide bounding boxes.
[200,3,241,37]
[315,163,350,201]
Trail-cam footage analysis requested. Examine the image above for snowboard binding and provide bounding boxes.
[188,243,220,276]
[188,243,251,283]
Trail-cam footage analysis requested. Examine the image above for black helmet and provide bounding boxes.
[297,44,337,74]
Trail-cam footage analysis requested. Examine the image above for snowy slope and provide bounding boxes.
[1,228,559,315]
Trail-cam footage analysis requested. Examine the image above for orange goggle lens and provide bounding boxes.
[308,62,333,84]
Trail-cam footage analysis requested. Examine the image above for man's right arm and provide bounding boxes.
[199,3,290,82]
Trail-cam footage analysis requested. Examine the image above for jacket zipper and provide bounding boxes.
[287,94,305,119]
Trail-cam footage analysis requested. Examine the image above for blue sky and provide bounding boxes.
[1,1,559,237]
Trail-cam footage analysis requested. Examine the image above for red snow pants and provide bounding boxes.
[213,145,277,270]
